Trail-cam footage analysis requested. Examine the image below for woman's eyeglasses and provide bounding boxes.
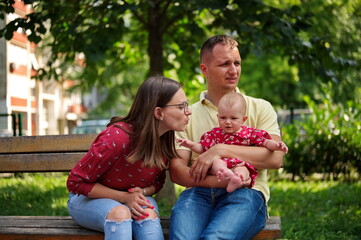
[164,101,189,114]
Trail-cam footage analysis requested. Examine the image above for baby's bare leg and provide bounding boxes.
[211,159,234,182]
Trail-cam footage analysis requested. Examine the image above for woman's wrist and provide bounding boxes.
[115,190,129,203]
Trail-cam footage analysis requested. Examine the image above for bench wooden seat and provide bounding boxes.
[0,215,281,240]
[0,134,282,240]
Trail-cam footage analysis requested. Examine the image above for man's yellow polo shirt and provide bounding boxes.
[175,89,281,202]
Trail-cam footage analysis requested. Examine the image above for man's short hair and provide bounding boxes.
[200,35,238,63]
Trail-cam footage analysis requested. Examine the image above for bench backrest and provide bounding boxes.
[0,134,97,173]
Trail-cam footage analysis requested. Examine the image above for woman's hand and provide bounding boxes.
[124,189,154,220]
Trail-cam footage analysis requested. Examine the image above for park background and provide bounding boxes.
[0,0,360,239]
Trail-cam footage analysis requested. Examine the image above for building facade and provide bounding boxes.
[0,1,86,136]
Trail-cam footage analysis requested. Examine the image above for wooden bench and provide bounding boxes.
[0,134,282,240]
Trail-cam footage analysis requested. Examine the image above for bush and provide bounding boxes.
[282,93,361,180]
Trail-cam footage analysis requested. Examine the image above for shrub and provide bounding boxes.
[282,93,361,180]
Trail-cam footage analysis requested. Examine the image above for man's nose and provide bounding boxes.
[228,64,238,74]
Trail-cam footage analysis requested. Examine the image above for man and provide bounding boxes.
[169,35,284,240]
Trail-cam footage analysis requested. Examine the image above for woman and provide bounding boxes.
[67,76,191,240]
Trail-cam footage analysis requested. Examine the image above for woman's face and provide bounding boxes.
[158,88,191,135]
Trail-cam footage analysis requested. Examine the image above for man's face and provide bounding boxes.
[200,43,241,92]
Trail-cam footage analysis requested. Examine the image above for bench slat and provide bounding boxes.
[0,216,281,240]
[0,134,97,154]
[0,234,101,240]
[0,152,84,173]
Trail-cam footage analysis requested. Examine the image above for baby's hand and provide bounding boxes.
[177,139,192,148]
[278,141,288,153]
[264,139,288,153]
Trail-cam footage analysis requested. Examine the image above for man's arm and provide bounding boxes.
[189,134,284,181]
[169,149,228,188]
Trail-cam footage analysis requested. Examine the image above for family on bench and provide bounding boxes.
[1,35,284,240]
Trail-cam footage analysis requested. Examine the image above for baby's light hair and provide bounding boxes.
[218,92,246,117]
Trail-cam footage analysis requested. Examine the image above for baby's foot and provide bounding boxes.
[216,168,234,182]
[226,174,244,192]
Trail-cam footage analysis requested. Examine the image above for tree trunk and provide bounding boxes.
[147,2,164,76]
[148,1,177,204]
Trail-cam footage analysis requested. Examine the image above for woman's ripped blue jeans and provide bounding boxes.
[68,193,164,240]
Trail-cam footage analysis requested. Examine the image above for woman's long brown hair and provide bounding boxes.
[107,76,181,170]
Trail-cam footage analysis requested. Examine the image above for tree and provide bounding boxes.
[1,0,357,106]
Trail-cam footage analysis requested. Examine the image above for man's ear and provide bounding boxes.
[200,63,207,77]
[154,107,164,120]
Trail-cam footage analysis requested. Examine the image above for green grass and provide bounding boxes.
[1,174,360,240]
[268,181,361,240]
[0,173,69,216]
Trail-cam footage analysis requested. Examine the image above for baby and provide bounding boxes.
[178,92,288,192]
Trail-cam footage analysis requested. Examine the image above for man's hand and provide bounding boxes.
[189,144,228,182]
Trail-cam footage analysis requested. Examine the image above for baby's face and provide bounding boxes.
[217,105,245,134]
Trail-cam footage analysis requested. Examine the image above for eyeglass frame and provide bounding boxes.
[164,101,189,114]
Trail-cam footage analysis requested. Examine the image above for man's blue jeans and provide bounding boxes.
[169,187,266,240]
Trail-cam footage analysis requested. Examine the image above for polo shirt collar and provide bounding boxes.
[200,88,242,107]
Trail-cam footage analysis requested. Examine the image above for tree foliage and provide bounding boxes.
[237,0,360,108]
[1,0,359,113]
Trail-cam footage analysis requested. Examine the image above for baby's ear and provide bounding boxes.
[243,116,248,122]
